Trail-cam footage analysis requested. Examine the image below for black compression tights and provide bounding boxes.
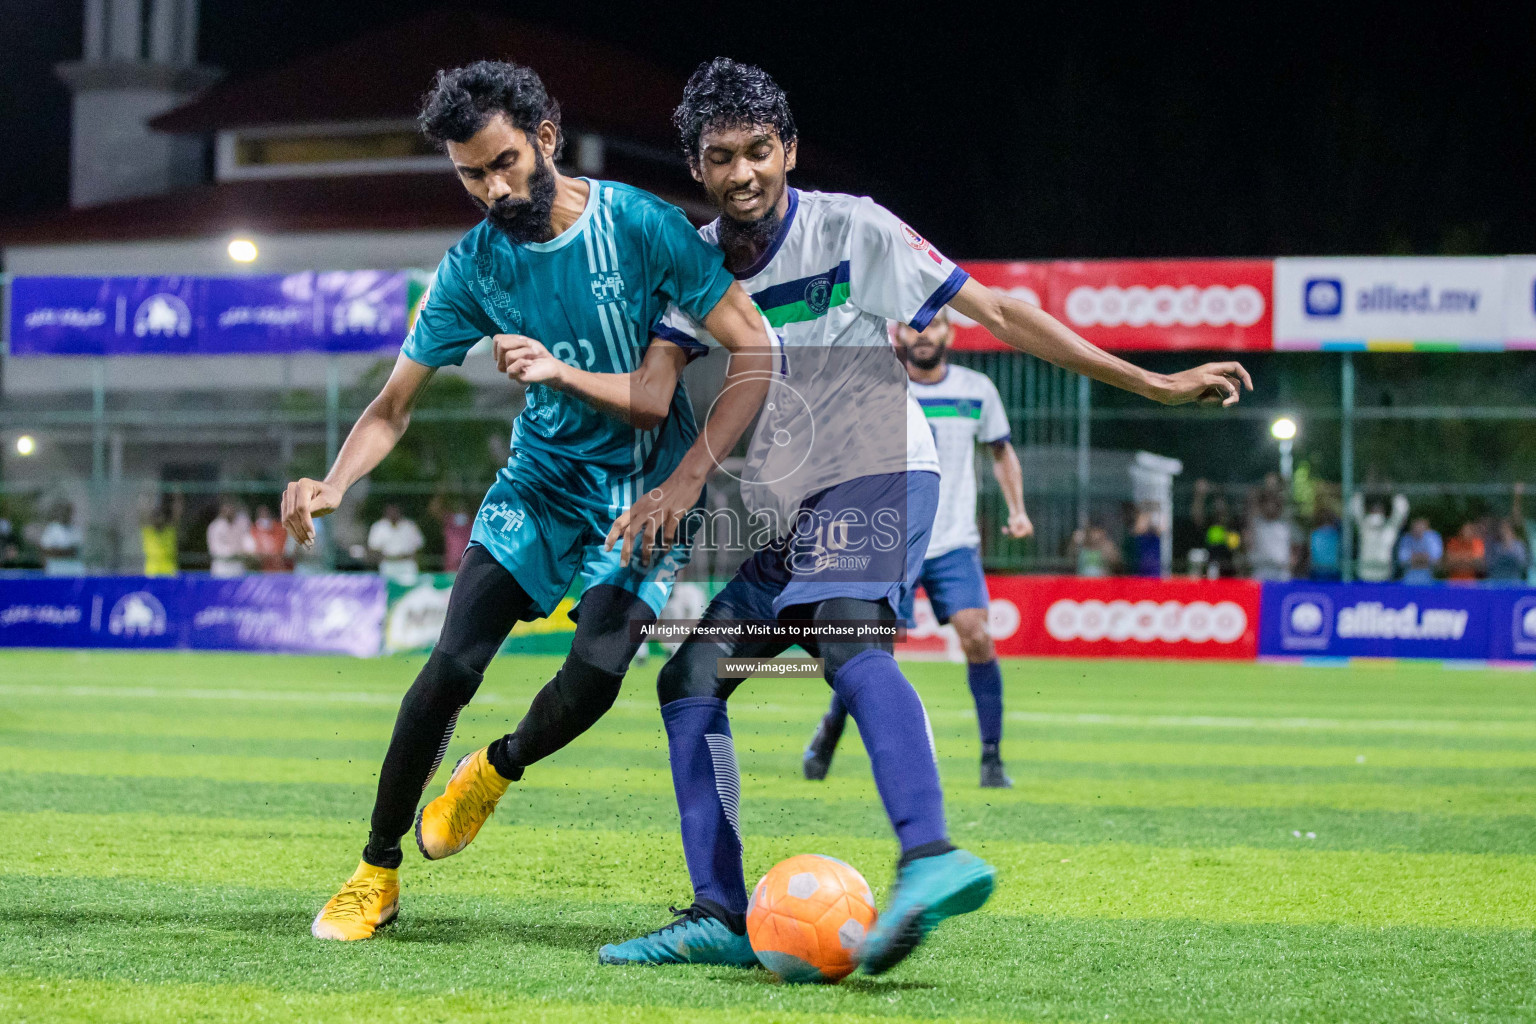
[362,544,653,868]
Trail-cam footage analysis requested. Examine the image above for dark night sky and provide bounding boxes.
[2,1,1533,259]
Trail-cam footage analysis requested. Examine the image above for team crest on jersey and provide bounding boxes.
[900,223,929,251]
[591,271,626,304]
[804,277,832,315]
[478,503,527,533]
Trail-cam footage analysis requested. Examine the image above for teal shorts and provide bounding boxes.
[468,454,696,620]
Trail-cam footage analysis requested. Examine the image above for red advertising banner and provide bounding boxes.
[946,261,1052,351]
[898,575,1261,661]
[951,260,1274,353]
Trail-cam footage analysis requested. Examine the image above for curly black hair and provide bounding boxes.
[673,57,796,166]
[418,60,564,158]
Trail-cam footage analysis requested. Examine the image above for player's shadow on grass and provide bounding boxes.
[710,971,935,992]
[388,915,611,951]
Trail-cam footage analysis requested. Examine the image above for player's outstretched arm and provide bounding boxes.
[989,441,1034,539]
[947,278,1253,406]
[281,353,436,547]
[607,282,774,565]
[495,333,686,429]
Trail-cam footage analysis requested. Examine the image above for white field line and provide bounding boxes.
[1,683,1531,736]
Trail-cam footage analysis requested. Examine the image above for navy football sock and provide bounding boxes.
[822,694,849,739]
[831,649,950,855]
[967,659,1004,748]
[662,697,748,915]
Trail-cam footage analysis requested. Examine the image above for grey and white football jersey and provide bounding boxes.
[657,188,966,530]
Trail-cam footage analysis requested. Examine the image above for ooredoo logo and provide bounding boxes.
[1044,599,1247,644]
[1064,284,1264,329]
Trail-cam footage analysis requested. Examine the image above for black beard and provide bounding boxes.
[907,346,945,371]
[478,150,558,244]
[718,201,783,271]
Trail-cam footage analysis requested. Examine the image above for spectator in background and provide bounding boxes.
[432,495,474,573]
[1121,504,1163,577]
[1510,482,1536,586]
[40,504,85,576]
[1396,516,1443,584]
[1308,509,1342,581]
[140,494,182,577]
[1350,492,1408,582]
[368,503,425,585]
[250,505,291,572]
[207,501,254,578]
[0,513,18,567]
[1070,523,1121,577]
[1442,521,1486,582]
[1246,490,1294,581]
[1486,520,1529,583]
[1191,479,1241,578]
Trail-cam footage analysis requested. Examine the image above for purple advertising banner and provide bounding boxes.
[185,574,385,657]
[0,574,385,655]
[8,272,411,356]
[1259,580,1536,662]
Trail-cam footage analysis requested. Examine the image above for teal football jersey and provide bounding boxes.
[403,178,734,514]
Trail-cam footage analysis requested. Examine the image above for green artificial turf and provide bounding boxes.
[1,649,1532,1022]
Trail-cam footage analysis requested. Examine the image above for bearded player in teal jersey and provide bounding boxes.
[283,61,773,941]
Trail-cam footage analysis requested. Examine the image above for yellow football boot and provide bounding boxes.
[311,860,399,940]
[414,746,511,860]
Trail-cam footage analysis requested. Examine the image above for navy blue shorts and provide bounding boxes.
[899,545,991,626]
[709,471,940,623]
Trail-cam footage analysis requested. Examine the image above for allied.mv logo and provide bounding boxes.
[1303,278,1344,318]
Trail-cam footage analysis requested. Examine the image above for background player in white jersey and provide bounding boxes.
[803,309,1032,788]
[587,58,1251,977]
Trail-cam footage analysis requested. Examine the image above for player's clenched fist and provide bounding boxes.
[281,477,343,547]
[1003,510,1034,539]
[493,334,565,385]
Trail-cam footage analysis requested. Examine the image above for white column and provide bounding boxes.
[83,0,107,61]
[107,0,144,61]
[177,0,200,65]
[147,0,177,64]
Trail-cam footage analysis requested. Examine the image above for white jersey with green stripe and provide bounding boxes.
[657,188,965,528]
[911,365,1012,558]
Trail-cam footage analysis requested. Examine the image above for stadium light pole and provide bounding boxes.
[1271,416,1297,483]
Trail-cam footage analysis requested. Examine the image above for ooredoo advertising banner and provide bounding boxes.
[979,575,1261,660]
[1273,257,1509,350]
[1048,260,1272,352]
[948,262,1052,351]
[954,260,1272,352]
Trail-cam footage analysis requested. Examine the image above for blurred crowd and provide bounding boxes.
[1159,476,1534,584]
[0,495,480,584]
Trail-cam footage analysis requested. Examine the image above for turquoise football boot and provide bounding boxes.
[859,848,996,975]
[598,903,759,967]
